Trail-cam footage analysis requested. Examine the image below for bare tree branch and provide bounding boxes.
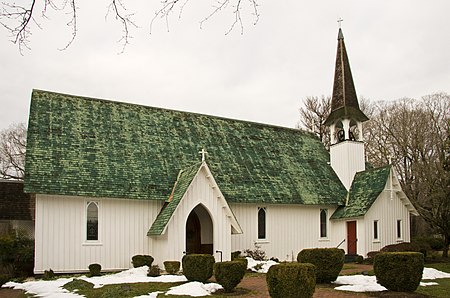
[1,0,260,52]
[0,0,37,53]
[0,123,27,180]
[107,0,137,53]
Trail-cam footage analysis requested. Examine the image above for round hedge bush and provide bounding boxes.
[163,261,181,275]
[88,263,101,277]
[234,257,248,269]
[132,255,154,268]
[266,263,315,298]
[297,248,344,283]
[148,265,161,277]
[214,261,246,292]
[374,252,424,292]
[182,254,215,282]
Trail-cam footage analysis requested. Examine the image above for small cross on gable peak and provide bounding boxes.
[199,148,208,162]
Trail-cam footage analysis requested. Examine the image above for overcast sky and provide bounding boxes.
[1,1,449,131]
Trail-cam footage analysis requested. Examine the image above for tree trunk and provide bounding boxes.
[443,234,449,258]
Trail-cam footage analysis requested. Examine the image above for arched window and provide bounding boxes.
[320,209,327,238]
[258,207,266,240]
[87,201,99,241]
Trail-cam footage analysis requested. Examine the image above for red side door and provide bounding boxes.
[347,221,357,255]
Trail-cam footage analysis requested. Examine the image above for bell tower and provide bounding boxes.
[324,28,369,191]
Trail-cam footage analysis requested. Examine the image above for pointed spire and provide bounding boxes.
[324,28,368,126]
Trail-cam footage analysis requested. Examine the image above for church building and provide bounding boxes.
[24,29,418,273]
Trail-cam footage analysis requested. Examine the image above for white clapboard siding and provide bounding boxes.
[230,203,345,261]
[34,194,163,273]
[330,141,366,191]
[364,189,411,255]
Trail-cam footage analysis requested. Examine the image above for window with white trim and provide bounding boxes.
[258,207,266,240]
[86,201,99,241]
[373,220,379,240]
[396,219,402,239]
[320,209,327,238]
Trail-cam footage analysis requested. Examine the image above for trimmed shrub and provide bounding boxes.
[214,261,246,292]
[381,242,428,257]
[365,251,380,264]
[182,254,215,282]
[163,261,180,275]
[266,263,315,298]
[131,255,154,268]
[355,255,364,264]
[231,251,241,260]
[43,269,55,280]
[297,248,344,283]
[88,263,102,277]
[374,252,424,292]
[413,237,444,251]
[148,265,161,277]
[234,257,248,269]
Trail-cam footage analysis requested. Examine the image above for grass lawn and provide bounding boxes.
[62,279,254,298]
[414,262,450,298]
[63,279,183,298]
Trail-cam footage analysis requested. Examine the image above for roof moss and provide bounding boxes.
[331,166,391,219]
[24,90,347,205]
[148,163,200,235]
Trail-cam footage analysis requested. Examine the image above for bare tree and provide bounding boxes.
[297,95,331,147]
[0,0,259,53]
[0,123,26,180]
[365,93,450,257]
[298,95,372,149]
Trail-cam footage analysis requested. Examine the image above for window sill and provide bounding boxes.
[82,242,103,246]
[396,239,404,242]
[255,240,269,244]
[372,240,380,243]
[318,238,330,242]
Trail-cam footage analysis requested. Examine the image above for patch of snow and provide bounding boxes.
[334,275,387,292]
[134,291,163,298]
[420,282,438,286]
[422,267,450,280]
[78,266,187,288]
[246,257,278,273]
[165,281,223,297]
[334,267,450,293]
[2,278,82,298]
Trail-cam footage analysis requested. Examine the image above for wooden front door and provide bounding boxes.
[347,221,357,255]
[186,211,201,254]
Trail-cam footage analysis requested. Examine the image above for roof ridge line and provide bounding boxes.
[32,89,309,134]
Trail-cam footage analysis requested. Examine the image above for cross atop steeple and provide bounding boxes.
[199,148,208,162]
[337,17,344,28]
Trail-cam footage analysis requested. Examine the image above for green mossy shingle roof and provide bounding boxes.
[148,163,200,235]
[331,166,391,219]
[24,90,347,204]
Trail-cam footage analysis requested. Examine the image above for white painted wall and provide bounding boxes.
[230,204,346,261]
[34,194,163,273]
[363,189,411,255]
[330,141,365,190]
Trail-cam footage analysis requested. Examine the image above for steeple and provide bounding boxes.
[325,28,368,191]
[324,28,368,127]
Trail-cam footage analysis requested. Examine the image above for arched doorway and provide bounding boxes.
[185,205,213,255]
